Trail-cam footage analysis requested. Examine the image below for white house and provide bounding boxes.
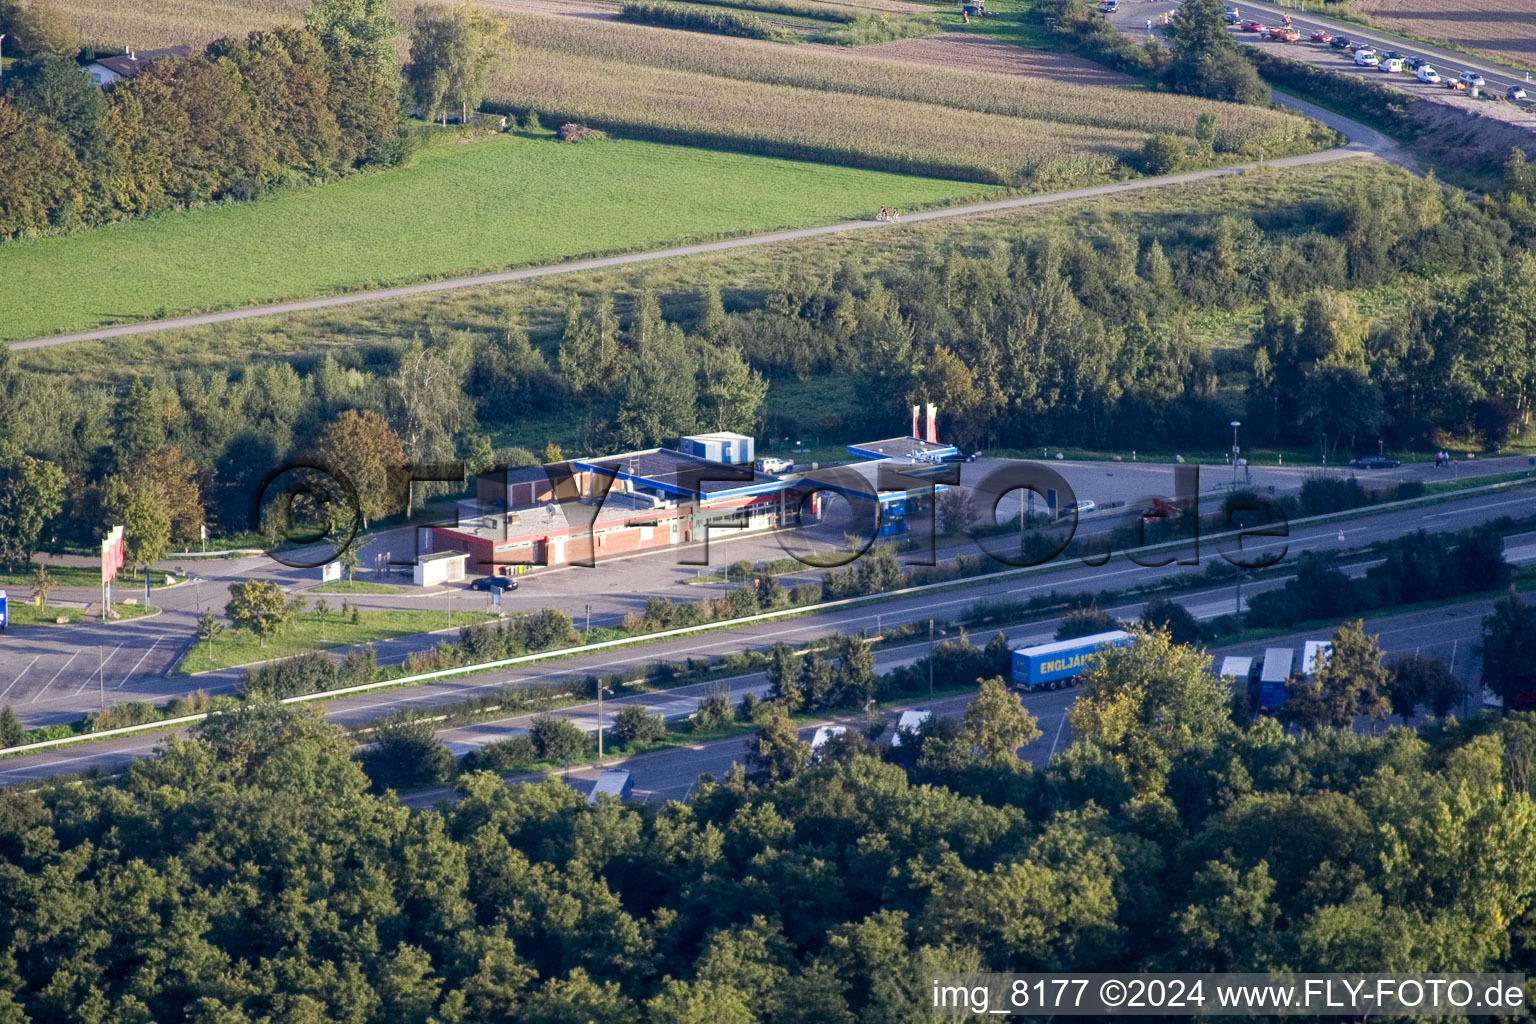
[83,45,191,86]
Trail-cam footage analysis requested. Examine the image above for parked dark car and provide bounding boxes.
[1354,454,1401,469]
[1330,35,1352,49]
[470,575,518,591]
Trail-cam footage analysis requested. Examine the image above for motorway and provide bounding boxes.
[1110,0,1536,127]
[2,455,1532,725]
[2,473,1533,784]
[2,456,1532,723]
[399,590,1510,810]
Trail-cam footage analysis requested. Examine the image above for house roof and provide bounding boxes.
[846,436,958,462]
[93,46,192,79]
[576,448,783,499]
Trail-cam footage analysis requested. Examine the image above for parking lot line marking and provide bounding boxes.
[116,636,166,689]
[75,642,125,695]
[0,657,39,701]
[31,651,80,702]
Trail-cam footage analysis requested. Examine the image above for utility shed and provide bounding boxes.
[413,551,467,588]
[680,432,754,465]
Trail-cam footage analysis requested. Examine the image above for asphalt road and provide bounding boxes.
[3,482,1532,784]
[4,458,1532,726]
[1110,0,1534,117]
[401,590,1513,810]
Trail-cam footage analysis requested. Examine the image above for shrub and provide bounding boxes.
[1141,133,1186,175]
[1056,606,1118,640]
[1299,474,1369,515]
[243,652,340,700]
[529,714,592,762]
[612,704,667,746]
[356,714,455,792]
[1140,596,1202,644]
[461,735,539,774]
[692,691,734,733]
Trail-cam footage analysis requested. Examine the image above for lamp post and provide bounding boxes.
[1229,420,1241,489]
[927,619,946,697]
[585,603,591,635]
[596,680,608,757]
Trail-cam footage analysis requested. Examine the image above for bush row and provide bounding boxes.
[620,2,790,40]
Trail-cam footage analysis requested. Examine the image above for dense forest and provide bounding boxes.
[0,0,401,239]
[3,625,1536,1022]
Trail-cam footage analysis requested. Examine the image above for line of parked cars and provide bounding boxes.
[1227,10,1526,101]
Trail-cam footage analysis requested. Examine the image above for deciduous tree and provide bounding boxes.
[406,2,510,125]
[225,578,292,645]
[962,676,1040,761]
[0,444,64,571]
[1069,628,1231,791]
[312,408,408,527]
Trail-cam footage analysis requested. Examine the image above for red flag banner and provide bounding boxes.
[101,525,125,586]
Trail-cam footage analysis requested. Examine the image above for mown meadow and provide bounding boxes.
[0,131,986,340]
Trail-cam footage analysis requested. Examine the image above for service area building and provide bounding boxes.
[427,414,955,576]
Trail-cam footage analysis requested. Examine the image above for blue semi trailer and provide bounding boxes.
[0,590,7,630]
[1011,629,1133,691]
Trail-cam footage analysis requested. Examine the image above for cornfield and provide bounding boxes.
[491,48,1151,186]
[55,0,308,48]
[506,12,1313,152]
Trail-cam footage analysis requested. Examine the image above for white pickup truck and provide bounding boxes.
[755,457,794,474]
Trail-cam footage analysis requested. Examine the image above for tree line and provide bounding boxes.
[3,621,1536,1022]
[0,0,401,239]
[1,162,1529,572]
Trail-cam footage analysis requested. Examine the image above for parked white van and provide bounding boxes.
[1379,57,1403,73]
[1354,49,1380,67]
[1415,65,1440,83]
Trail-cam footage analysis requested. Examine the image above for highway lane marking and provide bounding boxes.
[31,651,80,703]
[1047,712,1069,760]
[74,642,126,695]
[0,657,39,700]
[1425,496,1536,518]
[0,740,161,777]
[116,635,166,689]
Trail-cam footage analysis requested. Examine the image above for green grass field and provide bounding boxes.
[179,606,499,674]
[311,580,406,595]
[0,132,988,342]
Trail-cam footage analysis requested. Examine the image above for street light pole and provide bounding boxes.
[585,603,591,635]
[596,681,604,758]
[928,619,935,698]
[1230,420,1241,489]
